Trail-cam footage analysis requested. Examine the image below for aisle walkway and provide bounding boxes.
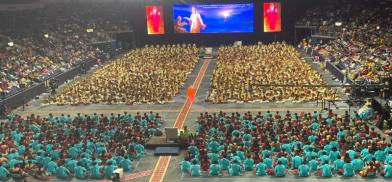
[149,59,210,182]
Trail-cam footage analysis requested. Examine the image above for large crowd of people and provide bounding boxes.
[207,42,339,103]
[297,0,392,83]
[0,112,161,180]
[45,44,199,105]
[179,110,392,178]
[0,2,131,98]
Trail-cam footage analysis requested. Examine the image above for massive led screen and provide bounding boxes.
[146,6,165,35]
[263,2,282,32]
[173,3,254,33]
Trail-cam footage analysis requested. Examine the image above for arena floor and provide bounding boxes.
[14,52,388,182]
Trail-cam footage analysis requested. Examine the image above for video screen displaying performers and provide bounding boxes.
[173,3,254,33]
[146,6,165,35]
[263,2,282,32]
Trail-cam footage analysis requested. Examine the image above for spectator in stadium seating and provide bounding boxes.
[297,0,392,84]
[0,2,130,97]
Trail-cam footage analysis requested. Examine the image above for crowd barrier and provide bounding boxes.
[325,61,352,83]
[303,47,353,84]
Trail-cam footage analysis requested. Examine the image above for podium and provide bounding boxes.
[165,127,178,143]
[152,128,180,156]
[145,127,182,149]
[204,47,213,58]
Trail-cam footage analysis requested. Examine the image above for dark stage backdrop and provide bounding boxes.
[124,0,317,47]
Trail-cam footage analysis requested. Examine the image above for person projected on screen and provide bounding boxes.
[266,3,278,31]
[148,7,161,33]
[184,7,206,33]
[174,16,188,33]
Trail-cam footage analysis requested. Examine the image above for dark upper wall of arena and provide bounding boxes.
[0,0,323,47]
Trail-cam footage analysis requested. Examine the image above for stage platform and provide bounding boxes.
[145,133,182,150]
[154,147,180,156]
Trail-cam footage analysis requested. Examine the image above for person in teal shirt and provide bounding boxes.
[56,165,71,179]
[310,121,319,131]
[46,161,58,175]
[337,129,346,141]
[305,148,317,161]
[309,157,318,171]
[264,111,272,119]
[219,156,230,170]
[343,161,355,177]
[255,160,267,176]
[17,145,26,155]
[384,145,392,154]
[263,155,273,169]
[120,156,133,172]
[374,149,385,161]
[333,156,344,172]
[351,156,363,172]
[208,140,220,152]
[229,160,242,176]
[190,160,201,176]
[281,143,292,154]
[275,161,286,177]
[75,164,88,180]
[312,111,319,118]
[134,143,145,158]
[346,149,356,160]
[244,156,254,171]
[65,159,78,173]
[208,152,220,163]
[318,162,333,177]
[384,161,392,178]
[385,151,392,164]
[277,155,288,168]
[209,161,220,176]
[318,151,330,164]
[261,149,272,159]
[0,164,10,181]
[236,150,246,161]
[104,161,116,179]
[329,147,340,161]
[188,145,199,156]
[242,133,252,148]
[180,158,191,173]
[298,163,310,177]
[90,162,103,179]
[291,155,303,169]
[80,156,92,168]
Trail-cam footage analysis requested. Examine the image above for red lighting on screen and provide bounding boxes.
[146,6,165,35]
[264,2,282,32]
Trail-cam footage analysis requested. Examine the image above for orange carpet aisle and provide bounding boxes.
[149,59,210,182]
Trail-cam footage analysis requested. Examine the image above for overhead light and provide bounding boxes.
[335,22,342,27]
[86,29,94,33]
[7,42,14,47]
[376,25,380,30]
[44,33,49,38]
